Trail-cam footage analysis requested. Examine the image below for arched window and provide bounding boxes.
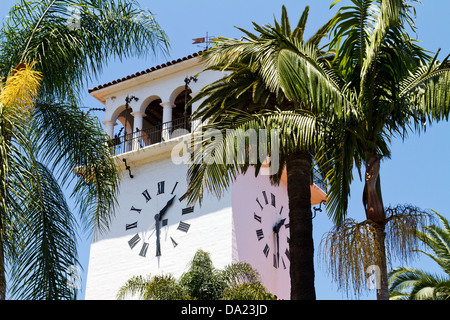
[141,98,163,146]
[172,88,192,133]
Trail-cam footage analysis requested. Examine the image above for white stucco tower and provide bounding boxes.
[84,52,327,300]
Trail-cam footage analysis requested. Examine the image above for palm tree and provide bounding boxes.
[117,249,275,300]
[319,0,450,299]
[0,0,169,299]
[389,211,450,300]
[185,6,350,300]
[117,274,191,300]
[0,61,43,299]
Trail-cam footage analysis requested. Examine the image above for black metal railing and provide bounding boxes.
[110,116,191,155]
[312,168,327,192]
[108,118,327,193]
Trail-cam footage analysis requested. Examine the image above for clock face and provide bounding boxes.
[253,189,290,270]
[124,180,194,258]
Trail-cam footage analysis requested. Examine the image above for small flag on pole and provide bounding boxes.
[192,37,206,44]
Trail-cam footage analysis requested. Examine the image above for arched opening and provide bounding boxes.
[172,88,192,133]
[141,98,163,146]
[109,105,134,153]
[116,107,134,136]
[108,89,194,154]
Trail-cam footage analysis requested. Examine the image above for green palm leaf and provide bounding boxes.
[33,102,119,236]
[1,0,169,102]
[388,211,450,300]
[0,0,169,299]
[187,109,322,206]
[8,158,78,300]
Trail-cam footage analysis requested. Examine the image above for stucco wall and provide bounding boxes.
[231,167,291,299]
[85,153,233,300]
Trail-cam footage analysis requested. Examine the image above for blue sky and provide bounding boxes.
[1,0,450,300]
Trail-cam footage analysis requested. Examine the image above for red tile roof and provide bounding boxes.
[88,51,204,93]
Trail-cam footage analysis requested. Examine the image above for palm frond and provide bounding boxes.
[399,55,450,125]
[1,0,169,102]
[415,211,450,275]
[33,102,119,237]
[389,267,450,300]
[116,275,152,300]
[9,159,78,300]
[186,109,324,206]
[388,211,450,300]
[317,126,360,225]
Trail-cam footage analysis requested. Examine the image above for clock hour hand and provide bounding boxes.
[158,195,176,221]
[273,218,285,268]
[154,213,161,256]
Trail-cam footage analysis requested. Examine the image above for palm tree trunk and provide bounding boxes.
[363,154,389,300]
[286,150,316,300]
[373,222,389,300]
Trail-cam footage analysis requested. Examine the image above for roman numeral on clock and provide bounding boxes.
[182,207,194,215]
[128,234,140,249]
[139,242,149,257]
[262,191,268,205]
[126,221,137,230]
[256,229,264,241]
[254,213,262,223]
[285,248,291,261]
[142,189,151,202]
[263,244,270,257]
[157,181,165,194]
[178,192,187,202]
[171,181,178,195]
[177,221,190,233]
[170,237,178,248]
[255,198,263,210]
[271,193,276,207]
[130,206,142,214]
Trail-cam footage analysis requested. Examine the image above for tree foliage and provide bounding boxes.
[314,0,450,299]
[184,5,347,300]
[117,250,276,300]
[185,5,341,207]
[389,211,450,300]
[0,0,169,299]
[320,204,432,297]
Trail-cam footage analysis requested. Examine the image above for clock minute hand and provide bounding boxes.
[158,195,176,221]
[154,195,176,257]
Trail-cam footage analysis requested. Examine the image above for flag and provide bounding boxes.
[192,37,205,44]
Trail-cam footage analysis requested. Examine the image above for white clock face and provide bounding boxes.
[253,189,290,271]
[124,180,195,259]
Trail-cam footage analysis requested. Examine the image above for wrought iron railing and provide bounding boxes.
[110,116,191,155]
[312,169,327,192]
[109,117,327,193]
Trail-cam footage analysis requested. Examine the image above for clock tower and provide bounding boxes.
[84,52,327,300]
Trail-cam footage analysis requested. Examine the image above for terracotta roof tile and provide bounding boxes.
[88,51,204,93]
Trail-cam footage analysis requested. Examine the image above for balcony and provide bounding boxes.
[109,116,191,155]
[108,116,327,194]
